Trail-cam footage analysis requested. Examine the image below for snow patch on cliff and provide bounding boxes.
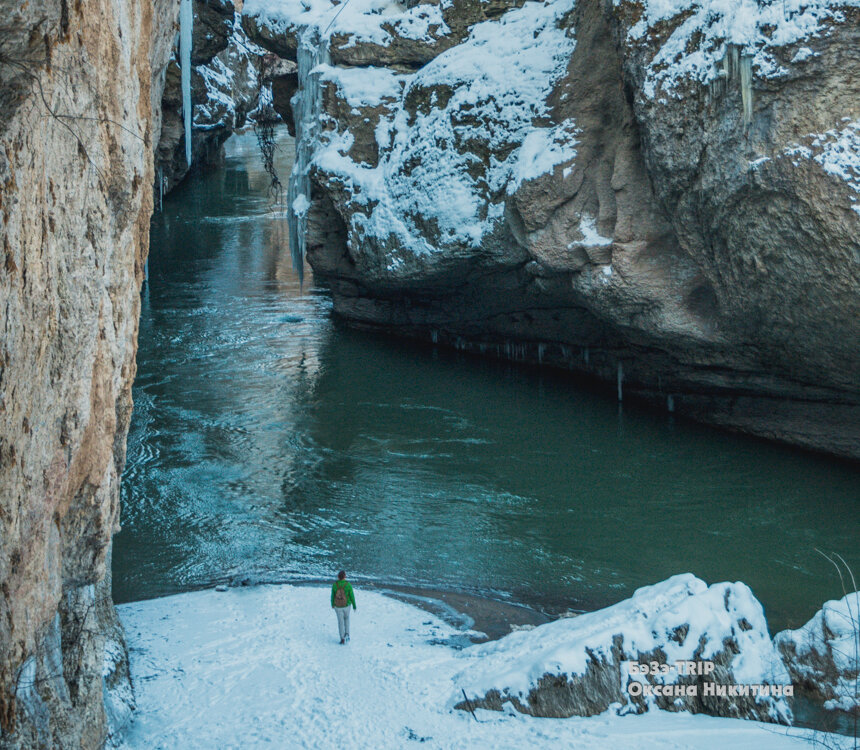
[319,65,405,109]
[780,120,860,213]
[244,0,450,49]
[311,0,577,259]
[619,0,860,97]
[509,122,580,192]
[812,120,860,193]
[573,215,613,248]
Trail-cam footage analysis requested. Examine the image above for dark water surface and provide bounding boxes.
[115,129,859,632]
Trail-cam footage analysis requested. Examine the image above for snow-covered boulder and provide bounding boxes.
[452,574,793,724]
[775,592,860,714]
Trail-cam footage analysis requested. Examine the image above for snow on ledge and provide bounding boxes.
[508,122,580,193]
[243,0,450,50]
[617,0,860,97]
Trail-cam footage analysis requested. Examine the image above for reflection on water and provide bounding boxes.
[115,128,860,631]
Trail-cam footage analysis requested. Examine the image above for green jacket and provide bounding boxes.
[331,580,356,609]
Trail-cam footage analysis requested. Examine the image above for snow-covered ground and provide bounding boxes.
[118,585,839,749]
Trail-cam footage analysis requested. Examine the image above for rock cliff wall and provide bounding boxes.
[0,0,177,746]
[243,0,860,458]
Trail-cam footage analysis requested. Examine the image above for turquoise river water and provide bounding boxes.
[114,130,859,635]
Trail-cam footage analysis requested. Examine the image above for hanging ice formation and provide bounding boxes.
[287,27,331,282]
[180,0,193,167]
[717,46,754,125]
[739,56,753,124]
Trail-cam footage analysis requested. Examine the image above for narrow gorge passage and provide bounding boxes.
[114,129,860,634]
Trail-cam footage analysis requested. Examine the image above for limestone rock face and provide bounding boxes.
[244,0,860,458]
[452,575,793,723]
[155,4,264,196]
[609,0,860,438]
[0,0,176,745]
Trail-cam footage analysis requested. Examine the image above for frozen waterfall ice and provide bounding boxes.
[180,0,193,167]
[287,28,330,282]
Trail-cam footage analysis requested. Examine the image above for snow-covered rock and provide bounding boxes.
[307,0,577,276]
[242,0,860,459]
[775,592,860,714]
[453,574,792,723]
[242,0,526,68]
[613,0,860,99]
[192,0,235,65]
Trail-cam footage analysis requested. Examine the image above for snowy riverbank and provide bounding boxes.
[115,584,846,749]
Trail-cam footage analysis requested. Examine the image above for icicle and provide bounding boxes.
[430,329,438,344]
[616,362,623,402]
[739,55,753,125]
[667,395,675,413]
[180,0,193,167]
[537,343,545,363]
[158,166,164,212]
[583,347,589,365]
[287,27,331,281]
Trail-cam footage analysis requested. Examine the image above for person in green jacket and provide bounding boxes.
[331,570,356,644]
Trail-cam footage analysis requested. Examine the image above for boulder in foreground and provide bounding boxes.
[775,591,860,714]
[453,574,792,723]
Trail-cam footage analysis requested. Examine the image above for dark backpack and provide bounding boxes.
[334,583,347,607]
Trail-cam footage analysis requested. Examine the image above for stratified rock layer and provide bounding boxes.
[244,0,860,458]
[0,0,176,746]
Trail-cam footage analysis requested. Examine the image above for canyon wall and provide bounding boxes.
[0,0,177,746]
[243,0,860,458]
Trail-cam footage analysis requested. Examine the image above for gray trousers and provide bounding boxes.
[335,606,351,640]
